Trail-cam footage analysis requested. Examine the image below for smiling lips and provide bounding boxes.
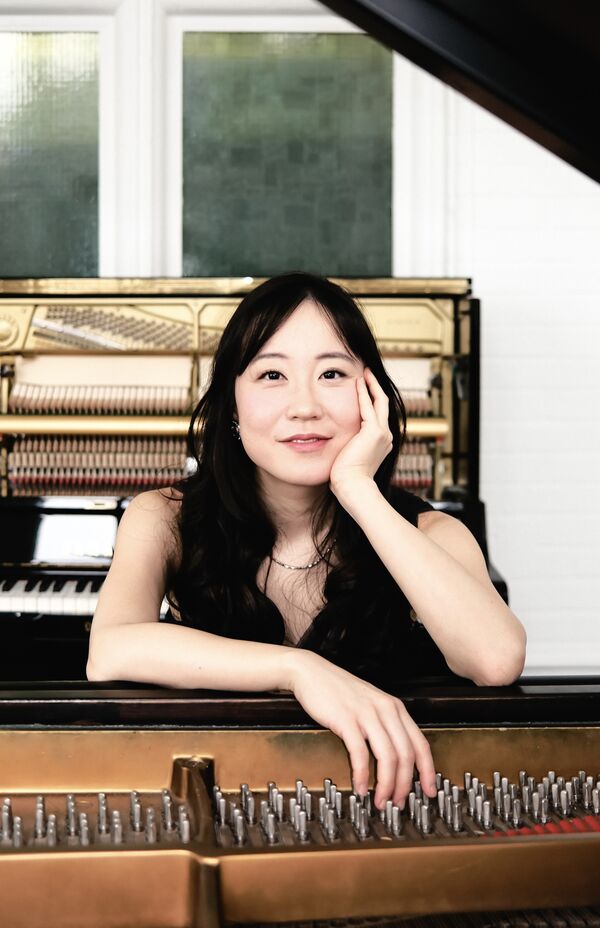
[282,434,331,451]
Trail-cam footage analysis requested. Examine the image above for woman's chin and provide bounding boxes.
[258,464,332,490]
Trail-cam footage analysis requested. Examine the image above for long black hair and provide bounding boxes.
[167,272,409,678]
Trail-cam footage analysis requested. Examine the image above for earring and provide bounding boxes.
[231,419,241,440]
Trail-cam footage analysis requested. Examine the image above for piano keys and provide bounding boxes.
[0,575,104,617]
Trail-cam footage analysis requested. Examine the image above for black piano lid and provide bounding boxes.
[0,677,598,728]
[0,497,123,569]
[321,0,600,184]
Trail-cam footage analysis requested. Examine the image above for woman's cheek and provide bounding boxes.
[331,385,361,432]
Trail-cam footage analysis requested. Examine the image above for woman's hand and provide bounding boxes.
[329,367,393,498]
[286,650,437,810]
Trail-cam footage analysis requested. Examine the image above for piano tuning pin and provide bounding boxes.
[265,811,277,845]
[475,794,483,823]
[218,797,227,826]
[132,799,143,832]
[145,807,157,844]
[304,791,312,821]
[408,791,416,821]
[2,798,13,839]
[12,816,23,848]
[46,814,57,847]
[335,791,342,819]
[79,813,90,847]
[451,802,463,833]
[467,787,475,816]
[275,792,284,822]
[233,810,246,845]
[391,805,402,836]
[482,800,493,830]
[437,789,445,817]
[512,799,521,828]
[246,794,256,825]
[111,810,123,844]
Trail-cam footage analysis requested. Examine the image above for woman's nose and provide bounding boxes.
[286,382,322,418]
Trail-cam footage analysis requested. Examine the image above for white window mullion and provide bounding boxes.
[165,13,183,277]
[103,0,167,277]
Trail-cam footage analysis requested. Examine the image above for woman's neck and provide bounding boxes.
[258,471,331,548]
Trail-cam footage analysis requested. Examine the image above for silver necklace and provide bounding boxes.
[271,540,336,570]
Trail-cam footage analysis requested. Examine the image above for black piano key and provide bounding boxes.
[75,579,88,593]
[24,578,38,592]
[0,578,17,592]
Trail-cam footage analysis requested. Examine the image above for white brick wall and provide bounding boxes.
[441,82,600,675]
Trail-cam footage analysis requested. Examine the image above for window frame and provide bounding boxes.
[0,0,451,277]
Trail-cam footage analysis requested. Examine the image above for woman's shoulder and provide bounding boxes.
[118,487,182,549]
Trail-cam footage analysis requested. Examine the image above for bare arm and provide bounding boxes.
[87,489,296,691]
[333,478,527,686]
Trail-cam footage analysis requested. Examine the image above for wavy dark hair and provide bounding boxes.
[167,272,409,679]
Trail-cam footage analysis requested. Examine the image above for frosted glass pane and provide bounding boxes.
[0,33,98,277]
[183,33,392,278]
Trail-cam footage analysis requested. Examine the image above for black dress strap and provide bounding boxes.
[388,486,435,525]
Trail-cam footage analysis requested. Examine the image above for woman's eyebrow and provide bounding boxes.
[250,351,355,364]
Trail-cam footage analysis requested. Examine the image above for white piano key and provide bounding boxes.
[61,580,79,614]
[7,580,28,613]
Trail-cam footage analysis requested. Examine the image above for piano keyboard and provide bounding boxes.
[0,577,169,619]
[0,577,103,617]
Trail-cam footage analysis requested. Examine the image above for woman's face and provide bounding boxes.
[234,298,365,489]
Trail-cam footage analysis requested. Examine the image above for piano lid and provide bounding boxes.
[0,498,121,569]
[321,0,600,184]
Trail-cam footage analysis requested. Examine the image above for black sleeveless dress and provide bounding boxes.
[288,486,455,685]
[168,486,458,686]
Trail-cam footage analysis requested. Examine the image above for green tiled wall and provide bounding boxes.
[183,33,392,278]
[0,33,98,277]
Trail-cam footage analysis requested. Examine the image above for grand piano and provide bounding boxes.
[0,3,599,926]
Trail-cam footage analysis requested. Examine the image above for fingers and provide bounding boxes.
[345,699,436,811]
[396,701,438,799]
[356,375,376,423]
[358,711,401,810]
[340,725,372,797]
[363,368,392,434]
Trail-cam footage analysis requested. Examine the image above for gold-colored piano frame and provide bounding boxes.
[0,276,476,499]
[0,725,598,928]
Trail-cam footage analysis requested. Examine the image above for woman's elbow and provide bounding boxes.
[86,632,117,682]
[86,656,115,682]
[476,630,527,687]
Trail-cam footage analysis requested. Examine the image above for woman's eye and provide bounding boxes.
[258,370,282,381]
[321,369,346,379]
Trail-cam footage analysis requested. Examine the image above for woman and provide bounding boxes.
[88,272,526,811]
